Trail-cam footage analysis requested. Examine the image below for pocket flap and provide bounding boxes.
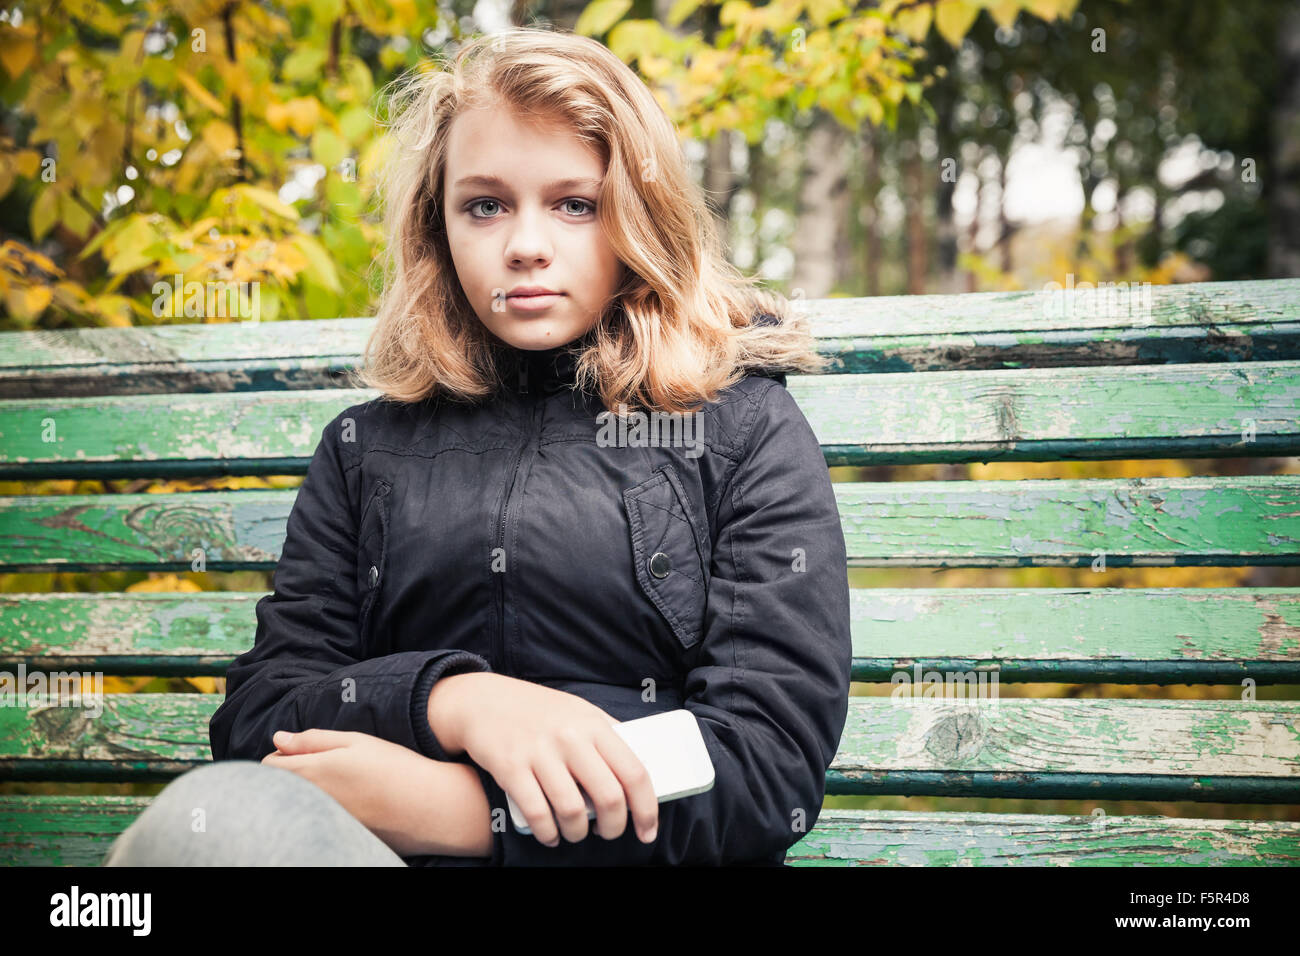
[623,465,709,649]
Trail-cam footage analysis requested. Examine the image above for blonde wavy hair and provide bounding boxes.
[349,26,828,414]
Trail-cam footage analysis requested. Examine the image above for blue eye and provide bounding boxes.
[465,198,595,219]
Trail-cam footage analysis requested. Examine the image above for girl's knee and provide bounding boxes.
[103,760,404,866]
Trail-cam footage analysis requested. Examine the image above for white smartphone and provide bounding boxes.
[505,709,715,835]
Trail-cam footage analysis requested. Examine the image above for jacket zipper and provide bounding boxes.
[495,360,541,674]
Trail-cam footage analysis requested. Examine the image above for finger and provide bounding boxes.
[261,752,315,774]
[273,729,355,753]
[593,728,659,843]
[561,745,629,841]
[532,754,596,844]
[500,769,561,848]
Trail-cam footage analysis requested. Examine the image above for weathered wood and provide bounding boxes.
[5,359,1300,478]
[795,360,1300,466]
[848,588,1300,683]
[3,588,1298,684]
[2,281,1298,867]
[0,592,260,674]
[2,695,1296,802]
[4,476,1297,572]
[1,798,1295,867]
[835,475,1300,567]
[785,808,1300,866]
[0,320,370,398]
[3,279,1298,398]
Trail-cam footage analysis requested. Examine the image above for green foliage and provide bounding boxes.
[0,0,1079,331]
[0,0,452,330]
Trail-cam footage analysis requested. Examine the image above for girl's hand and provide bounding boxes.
[434,673,659,848]
[261,729,490,857]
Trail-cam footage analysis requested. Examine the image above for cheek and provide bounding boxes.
[445,228,479,285]
[577,236,623,293]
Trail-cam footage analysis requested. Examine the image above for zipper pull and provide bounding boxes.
[518,361,529,395]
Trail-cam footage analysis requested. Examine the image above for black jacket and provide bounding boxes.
[209,335,852,866]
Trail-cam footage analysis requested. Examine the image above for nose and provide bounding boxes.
[504,205,553,268]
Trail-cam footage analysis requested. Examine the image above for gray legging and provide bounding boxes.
[102,760,409,866]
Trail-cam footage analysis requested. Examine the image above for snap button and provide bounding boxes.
[649,552,672,578]
[368,565,379,588]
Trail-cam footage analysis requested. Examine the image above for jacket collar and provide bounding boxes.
[489,310,786,398]
[492,339,584,398]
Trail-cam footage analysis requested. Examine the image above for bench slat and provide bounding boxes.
[2,695,1296,801]
[787,808,1300,866]
[4,476,1297,572]
[796,360,1300,466]
[837,475,1300,567]
[4,279,1298,398]
[1,798,1294,866]
[5,359,1300,477]
[3,588,1298,683]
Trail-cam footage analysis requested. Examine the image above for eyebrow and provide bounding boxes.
[452,175,602,193]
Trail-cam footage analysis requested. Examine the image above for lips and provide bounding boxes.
[507,292,563,312]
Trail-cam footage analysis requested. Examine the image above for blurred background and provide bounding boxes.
[1,0,1297,825]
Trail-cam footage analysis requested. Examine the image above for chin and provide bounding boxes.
[492,322,582,351]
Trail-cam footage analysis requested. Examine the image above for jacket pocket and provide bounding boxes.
[623,464,710,649]
[356,478,391,645]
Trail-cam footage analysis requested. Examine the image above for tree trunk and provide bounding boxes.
[864,127,883,296]
[967,147,983,292]
[792,111,849,300]
[904,139,927,294]
[1271,3,1300,278]
[997,151,1013,275]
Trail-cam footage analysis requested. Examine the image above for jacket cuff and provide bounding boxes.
[409,651,492,762]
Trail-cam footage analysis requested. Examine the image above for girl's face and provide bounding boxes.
[443,105,625,352]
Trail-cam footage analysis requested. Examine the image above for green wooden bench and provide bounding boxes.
[2,277,1299,866]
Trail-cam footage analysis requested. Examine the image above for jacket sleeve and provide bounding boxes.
[209,408,492,764]
[470,379,852,865]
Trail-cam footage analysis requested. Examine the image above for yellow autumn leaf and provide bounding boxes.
[892,5,932,42]
[239,184,299,221]
[125,573,202,593]
[278,97,322,139]
[13,149,42,178]
[29,186,59,241]
[934,0,981,47]
[575,0,633,37]
[21,245,59,274]
[177,69,227,116]
[103,676,155,693]
[0,28,36,79]
[202,121,238,156]
[291,233,341,293]
[1025,0,1078,20]
[20,283,52,316]
[986,0,1023,30]
[666,0,701,27]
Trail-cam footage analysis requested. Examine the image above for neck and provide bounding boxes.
[491,337,585,398]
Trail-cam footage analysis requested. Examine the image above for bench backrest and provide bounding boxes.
[2,278,1298,812]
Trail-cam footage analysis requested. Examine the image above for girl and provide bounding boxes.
[106,26,851,867]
